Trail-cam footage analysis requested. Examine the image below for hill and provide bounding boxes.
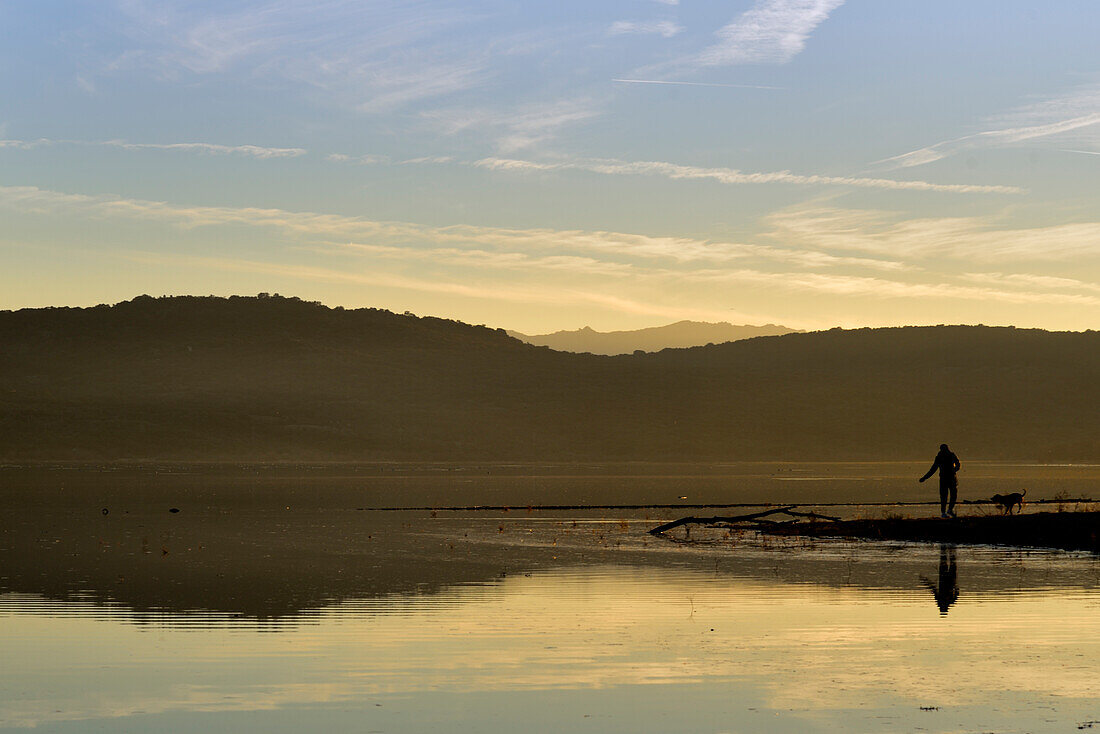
[1,295,1097,461]
[509,321,799,354]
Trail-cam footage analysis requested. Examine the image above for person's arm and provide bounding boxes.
[919,461,937,482]
[953,454,960,472]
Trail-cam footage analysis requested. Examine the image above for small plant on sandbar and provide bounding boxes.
[1053,490,1070,513]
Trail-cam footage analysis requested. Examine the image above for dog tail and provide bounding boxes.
[1021,489,1027,497]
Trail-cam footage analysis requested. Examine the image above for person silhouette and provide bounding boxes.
[919,443,960,518]
[920,544,959,615]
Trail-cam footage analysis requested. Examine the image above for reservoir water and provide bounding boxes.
[2,464,1099,732]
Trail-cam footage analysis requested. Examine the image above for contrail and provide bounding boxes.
[1058,148,1100,156]
[612,78,782,90]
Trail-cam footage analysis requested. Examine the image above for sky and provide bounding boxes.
[1,0,1098,333]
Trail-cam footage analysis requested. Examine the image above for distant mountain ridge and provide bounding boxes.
[509,321,801,354]
[1,295,1097,462]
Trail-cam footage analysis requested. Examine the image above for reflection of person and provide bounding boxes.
[920,544,959,615]
[919,443,961,518]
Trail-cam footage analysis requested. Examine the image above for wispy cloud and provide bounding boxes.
[676,268,1100,307]
[322,236,904,273]
[351,58,488,114]
[763,206,1100,262]
[111,0,489,113]
[880,84,1100,168]
[654,0,845,71]
[326,152,387,165]
[319,242,637,278]
[0,183,902,274]
[0,139,46,150]
[106,140,306,158]
[144,247,1100,313]
[426,98,601,152]
[609,21,682,38]
[399,155,455,165]
[326,153,455,165]
[475,156,1023,194]
[1057,148,1100,157]
[960,271,1100,295]
[0,137,305,158]
[612,78,782,90]
[124,251,745,324]
[5,183,1096,321]
[132,245,1100,319]
[881,114,1100,168]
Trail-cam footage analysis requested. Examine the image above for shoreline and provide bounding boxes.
[757,510,1100,553]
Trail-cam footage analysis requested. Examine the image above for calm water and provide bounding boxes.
[2,464,1099,732]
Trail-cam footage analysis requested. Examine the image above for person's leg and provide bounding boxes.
[939,484,948,516]
[948,482,958,516]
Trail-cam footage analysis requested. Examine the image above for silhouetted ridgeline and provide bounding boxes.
[1,295,1097,461]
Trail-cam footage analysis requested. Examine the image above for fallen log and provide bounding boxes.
[648,506,798,535]
[783,508,841,522]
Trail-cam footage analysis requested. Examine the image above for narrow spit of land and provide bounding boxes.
[364,501,925,511]
[647,505,1100,553]
[361,499,1100,553]
[363,499,1092,512]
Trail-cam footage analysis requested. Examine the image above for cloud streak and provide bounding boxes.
[105,140,307,158]
[611,78,782,90]
[763,206,1100,262]
[694,0,845,66]
[881,113,1100,169]
[132,245,1100,315]
[0,137,306,158]
[425,98,601,152]
[123,251,745,324]
[960,271,1100,295]
[5,183,1095,317]
[0,139,47,150]
[475,156,1023,194]
[626,0,843,86]
[112,0,490,113]
[0,183,907,276]
[678,268,1100,307]
[321,242,638,278]
[608,21,682,38]
[880,84,1100,168]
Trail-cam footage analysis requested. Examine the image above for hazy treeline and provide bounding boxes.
[509,321,800,355]
[1,295,1096,461]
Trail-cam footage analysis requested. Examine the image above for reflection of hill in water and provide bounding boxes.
[5,490,1098,625]
[3,294,1099,461]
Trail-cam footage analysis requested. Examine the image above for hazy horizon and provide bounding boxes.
[4,292,1099,337]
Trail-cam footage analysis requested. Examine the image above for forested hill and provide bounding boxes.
[1,295,1097,461]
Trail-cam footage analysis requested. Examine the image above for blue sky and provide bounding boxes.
[1,0,1098,331]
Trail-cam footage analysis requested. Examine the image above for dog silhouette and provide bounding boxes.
[990,489,1026,515]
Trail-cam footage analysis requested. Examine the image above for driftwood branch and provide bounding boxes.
[648,505,841,535]
[648,506,798,535]
[783,508,841,522]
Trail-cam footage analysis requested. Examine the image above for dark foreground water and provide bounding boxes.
[2,464,1099,733]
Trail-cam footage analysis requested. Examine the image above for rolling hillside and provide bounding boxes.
[1,295,1097,461]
